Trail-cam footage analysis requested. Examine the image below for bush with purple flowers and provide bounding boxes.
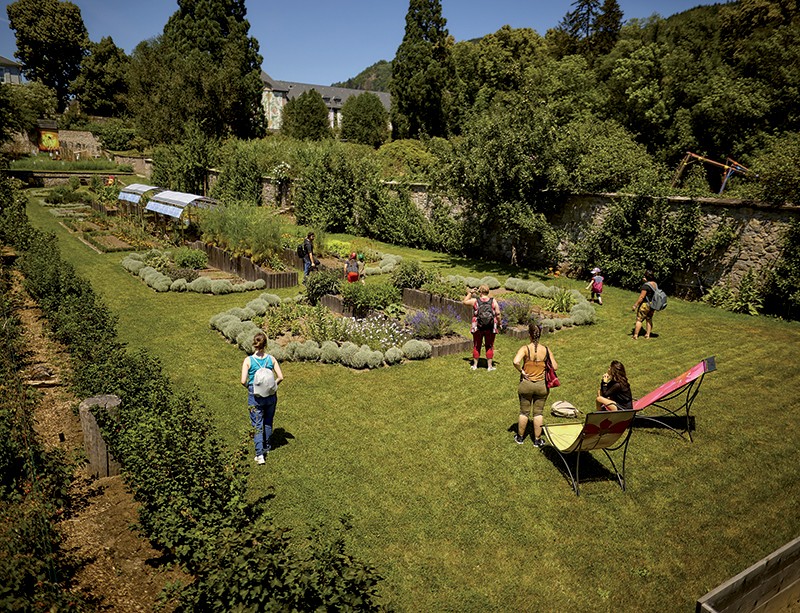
[404,306,461,339]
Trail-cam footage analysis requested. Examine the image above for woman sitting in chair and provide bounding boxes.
[596,360,633,411]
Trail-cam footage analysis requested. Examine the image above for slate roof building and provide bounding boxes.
[0,55,22,84]
[261,71,391,131]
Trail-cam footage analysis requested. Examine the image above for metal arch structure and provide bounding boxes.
[671,151,756,195]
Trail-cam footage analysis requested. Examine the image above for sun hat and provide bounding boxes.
[591,267,601,274]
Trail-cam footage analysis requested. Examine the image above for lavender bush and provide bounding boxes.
[404,306,461,339]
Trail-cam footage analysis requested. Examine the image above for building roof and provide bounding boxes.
[260,70,391,112]
[0,55,21,67]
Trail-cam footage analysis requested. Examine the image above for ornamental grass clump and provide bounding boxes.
[384,346,403,365]
[171,278,188,292]
[338,342,359,365]
[211,279,234,295]
[187,277,212,293]
[246,299,269,316]
[405,306,460,339]
[295,340,322,361]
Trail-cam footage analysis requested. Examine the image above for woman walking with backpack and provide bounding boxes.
[241,331,283,465]
[632,270,660,340]
[463,285,501,371]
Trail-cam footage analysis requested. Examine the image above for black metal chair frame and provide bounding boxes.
[635,356,717,443]
[545,411,637,497]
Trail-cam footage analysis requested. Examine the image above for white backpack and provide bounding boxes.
[252,355,277,397]
[551,400,581,418]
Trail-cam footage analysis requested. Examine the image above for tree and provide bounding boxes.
[6,0,88,110]
[126,0,264,144]
[389,0,453,139]
[340,92,389,148]
[71,37,129,117]
[4,81,58,138]
[555,0,622,58]
[281,90,331,141]
[594,0,624,56]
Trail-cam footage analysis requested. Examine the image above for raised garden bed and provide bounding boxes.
[188,241,298,289]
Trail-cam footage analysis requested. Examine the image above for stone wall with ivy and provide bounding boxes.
[552,193,800,293]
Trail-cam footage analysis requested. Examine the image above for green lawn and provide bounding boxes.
[28,197,800,612]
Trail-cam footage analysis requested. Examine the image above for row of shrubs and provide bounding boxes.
[122,252,268,294]
[503,277,596,329]
[2,180,386,610]
[0,249,85,610]
[211,297,433,369]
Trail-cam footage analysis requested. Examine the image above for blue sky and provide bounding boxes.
[2,0,730,86]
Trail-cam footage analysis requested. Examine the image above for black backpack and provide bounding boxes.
[346,259,359,274]
[476,298,495,329]
[296,243,306,259]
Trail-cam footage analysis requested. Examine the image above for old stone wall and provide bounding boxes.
[59,130,103,159]
[549,193,798,291]
[201,170,800,291]
[113,155,152,178]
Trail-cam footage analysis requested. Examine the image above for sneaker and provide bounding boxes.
[471,364,478,370]
[533,438,545,448]
[487,366,497,371]
[255,455,265,465]
[514,434,525,445]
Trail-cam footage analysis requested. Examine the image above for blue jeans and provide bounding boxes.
[248,385,277,456]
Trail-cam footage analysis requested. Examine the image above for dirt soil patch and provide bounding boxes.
[13,269,186,611]
[91,233,133,250]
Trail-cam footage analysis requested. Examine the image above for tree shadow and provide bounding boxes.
[426,252,551,281]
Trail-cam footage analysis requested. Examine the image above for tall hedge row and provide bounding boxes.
[1,177,386,610]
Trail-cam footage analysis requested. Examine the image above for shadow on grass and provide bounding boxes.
[632,414,695,437]
[427,253,551,281]
[269,427,295,450]
[539,446,623,491]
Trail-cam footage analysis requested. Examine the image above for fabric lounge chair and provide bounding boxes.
[542,410,637,496]
[632,356,717,442]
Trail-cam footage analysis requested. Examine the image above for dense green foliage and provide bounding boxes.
[126,0,264,143]
[70,36,129,117]
[281,89,332,141]
[6,0,89,110]
[390,0,453,138]
[2,81,58,139]
[762,218,800,319]
[332,59,392,92]
[568,196,738,291]
[340,92,390,148]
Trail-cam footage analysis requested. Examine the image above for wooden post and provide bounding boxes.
[79,394,122,478]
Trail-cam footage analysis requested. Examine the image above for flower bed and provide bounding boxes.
[210,295,445,369]
[121,250,269,294]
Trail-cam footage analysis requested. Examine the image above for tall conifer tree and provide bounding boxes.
[390,0,453,139]
[128,0,263,143]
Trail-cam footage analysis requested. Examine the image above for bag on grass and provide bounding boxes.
[544,347,560,389]
[551,400,580,418]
